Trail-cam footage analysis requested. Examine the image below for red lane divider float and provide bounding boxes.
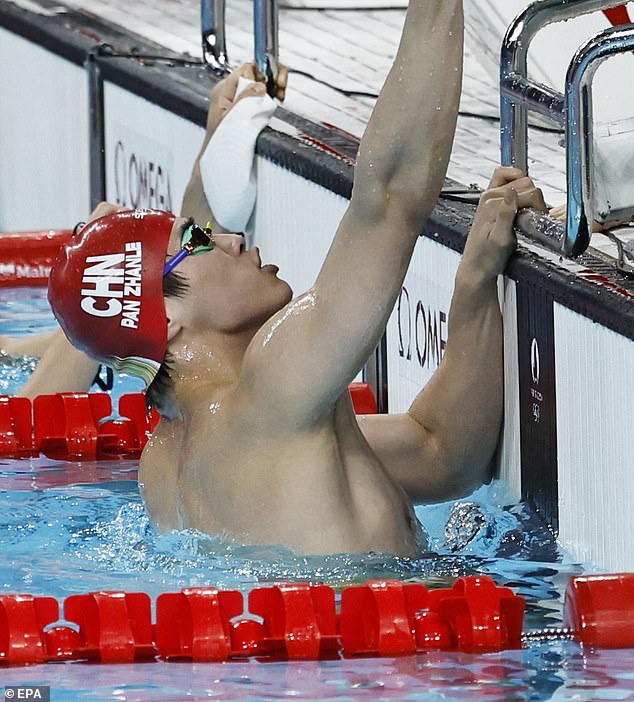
[0,392,159,460]
[0,384,376,461]
[0,229,71,287]
[564,573,634,648]
[1,574,633,665]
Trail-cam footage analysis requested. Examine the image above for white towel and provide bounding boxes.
[200,77,278,233]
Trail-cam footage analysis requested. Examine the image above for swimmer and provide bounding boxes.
[49,0,547,556]
[0,328,99,400]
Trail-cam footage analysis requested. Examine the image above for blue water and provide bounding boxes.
[1,288,633,701]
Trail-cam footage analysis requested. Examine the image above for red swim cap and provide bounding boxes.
[49,209,176,385]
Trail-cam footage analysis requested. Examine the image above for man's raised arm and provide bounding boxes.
[246,0,464,420]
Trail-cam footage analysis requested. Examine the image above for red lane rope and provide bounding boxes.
[0,385,376,461]
[1,574,633,665]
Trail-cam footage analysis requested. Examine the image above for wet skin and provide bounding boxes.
[137,3,545,556]
[138,166,547,557]
[139,219,423,555]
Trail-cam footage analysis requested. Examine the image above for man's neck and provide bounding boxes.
[168,327,256,414]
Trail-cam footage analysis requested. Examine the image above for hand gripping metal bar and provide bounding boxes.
[500,0,634,257]
[254,0,280,96]
[201,0,230,75]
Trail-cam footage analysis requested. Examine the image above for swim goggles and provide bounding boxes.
[163,222,215,276]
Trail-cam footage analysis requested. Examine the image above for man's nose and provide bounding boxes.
[214,233,245,256]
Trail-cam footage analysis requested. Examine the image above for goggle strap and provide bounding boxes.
[163,248,190,276]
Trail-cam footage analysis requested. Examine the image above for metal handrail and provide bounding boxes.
[201,0,230,75]
[565,25,634,254]
[500,0,634,257]
[254,0,279,96]
[201,0,280,95]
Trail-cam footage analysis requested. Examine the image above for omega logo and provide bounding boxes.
[396,286,447,370]
[530,337,540,385]
[113,140,173,211]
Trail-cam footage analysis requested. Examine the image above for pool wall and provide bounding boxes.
[1,0,634,571]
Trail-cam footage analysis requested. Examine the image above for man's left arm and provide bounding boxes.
[359,168,547,502]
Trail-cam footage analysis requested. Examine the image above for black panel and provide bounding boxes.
[516,283,559,532]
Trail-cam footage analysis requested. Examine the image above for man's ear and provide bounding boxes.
[164,297,184,343]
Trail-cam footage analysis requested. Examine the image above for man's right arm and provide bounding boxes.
[243,0,464,424]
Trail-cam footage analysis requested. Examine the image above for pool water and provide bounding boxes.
[1,288,633,701]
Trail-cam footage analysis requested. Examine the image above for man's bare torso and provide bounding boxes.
[139,389,423,556]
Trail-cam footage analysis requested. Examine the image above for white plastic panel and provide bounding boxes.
[103,83,204,213]
[252,158,348,298]
[385,238,460,414]
[0,28,89,229]
[555,303,634,570]
[498,278,522,499]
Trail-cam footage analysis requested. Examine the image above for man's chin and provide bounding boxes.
[281,282,293,305]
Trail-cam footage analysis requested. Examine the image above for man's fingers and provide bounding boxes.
[515,187,547,212]
[210,70,241,104]
[503,186,518,210]
[489,188,519,245]
[479,177,536,206]
[274,65,289,101]
[234,82,267,103]
[524,186,547,212]
[549,203,566,221]
[277,65,288,91]
[487,166,525,189]
[238,62,258,81]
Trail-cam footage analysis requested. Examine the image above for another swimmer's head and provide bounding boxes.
[49,209,179,390]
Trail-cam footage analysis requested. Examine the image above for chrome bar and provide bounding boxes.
[201,0,229,74]
[500,0,626,170]
[500,0,633,257]
[254,0,279,95]
[565,25,634,255]
[500,75,565,126]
